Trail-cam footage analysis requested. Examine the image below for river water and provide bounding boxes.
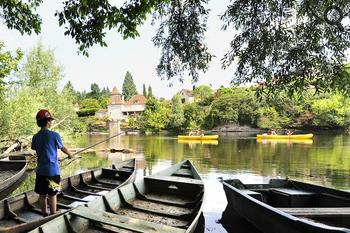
[13,132,350,232]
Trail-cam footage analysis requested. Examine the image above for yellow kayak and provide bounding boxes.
[256,138,313,145]
[177,135,219,140]
[256,133,313,139]
[178,139,219,145]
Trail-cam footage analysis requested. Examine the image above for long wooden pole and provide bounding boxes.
[60,129,131,164]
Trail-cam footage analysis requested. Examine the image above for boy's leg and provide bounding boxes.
[48,194,57,215]
[39,195,48,216]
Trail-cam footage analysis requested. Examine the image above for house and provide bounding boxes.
[178,89,194,103]
[95,109,108,119]
[107,86,147,121]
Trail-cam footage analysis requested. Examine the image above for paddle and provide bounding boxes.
[60,129,132,166]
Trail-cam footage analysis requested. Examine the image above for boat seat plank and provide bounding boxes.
[58,193,88,202]
[278,207,350,217]
[271,188,315,196]
[146,175,203,186]
[173,169,193,178]
[71,207,186,233]
[70,187,102,196]
[93,179,121,186]
[242,190,263,201]
[85,184,112,191]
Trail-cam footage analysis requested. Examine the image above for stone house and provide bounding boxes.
[106,87,147,121]
[178,89,194,103]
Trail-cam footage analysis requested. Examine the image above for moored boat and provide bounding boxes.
[30,160,205,233]
[0,155,27,200]
[222,178,350,233]
[256,133,314,139]
[0,159,136,233]
[177,135,219,140]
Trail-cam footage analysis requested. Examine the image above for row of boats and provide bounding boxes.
[178,133,313,141]
[2,153,350,233]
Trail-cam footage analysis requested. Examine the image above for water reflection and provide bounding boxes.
[11,133,350,232]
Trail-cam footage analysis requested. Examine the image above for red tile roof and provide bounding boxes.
[125,95,147,105]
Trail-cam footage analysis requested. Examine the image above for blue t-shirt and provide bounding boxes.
[31,129,63,176]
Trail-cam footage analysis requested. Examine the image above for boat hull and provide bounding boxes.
[0,155,27,200]
[177,135,219,140]
[222,179,350,233]
[30,160,205,233]
[0,159,136,233]
[256,133,314,139]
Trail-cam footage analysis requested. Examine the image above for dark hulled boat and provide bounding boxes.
[30,160,204,233]
[222,178,350,233]
[0,155,27,201]
[0,159,136,233]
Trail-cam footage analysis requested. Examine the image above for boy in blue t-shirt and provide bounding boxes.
[31,109,73,216]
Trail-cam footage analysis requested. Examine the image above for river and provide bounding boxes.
[13,132,350,232]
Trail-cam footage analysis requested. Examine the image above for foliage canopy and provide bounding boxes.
[2,1,350,94]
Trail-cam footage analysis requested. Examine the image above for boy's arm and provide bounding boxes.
[61,146,74,159]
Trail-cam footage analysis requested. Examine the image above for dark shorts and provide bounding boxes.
[35,173,61,195]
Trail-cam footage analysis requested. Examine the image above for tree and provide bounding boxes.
[139,98,171,132]
[193,85,213,105]
[148,85,153,98]
[122,71,137,101]
[3,1,350,94]
[24,42,61,91]
[0,42,23,99]
[143,84,147,97]
[0,43,77,138]
[169,94,185,130]
[88,83,101,99]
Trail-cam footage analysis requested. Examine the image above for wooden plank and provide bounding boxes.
[146,175,203,186]
[71,207,186,233]
[271,188,314,195]
[278,207,350,217]
[85,184,112,191]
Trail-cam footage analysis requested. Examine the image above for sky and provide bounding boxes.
[1,1,236,99]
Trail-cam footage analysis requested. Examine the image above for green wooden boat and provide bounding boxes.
[30,160,204,233]
[222,178,350,233]
[0,159,136,233]
[0,155,27,201]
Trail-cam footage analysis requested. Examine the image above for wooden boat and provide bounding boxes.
[177,135,219,140]
[256,138,313,145]
[178,139,219,145]
[222,178,350,233]
[30,160,205,233]
[0,155,27,200]
[256,133,314,140]
[0,159,136,233]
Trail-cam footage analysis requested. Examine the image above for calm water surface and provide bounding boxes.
[14,132,350,232]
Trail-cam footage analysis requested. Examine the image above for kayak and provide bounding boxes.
[177,135,219,140]
[256,133,313,139]
[256,138,313,145]
[178,139,219,145]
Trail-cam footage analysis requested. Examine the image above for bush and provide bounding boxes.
[76,108,99,117]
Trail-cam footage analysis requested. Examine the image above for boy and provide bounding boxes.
[31,109,73,216]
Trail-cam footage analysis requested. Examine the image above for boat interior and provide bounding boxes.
[34,162,204,233]
[228,179,350,229]
[0,161,135,232]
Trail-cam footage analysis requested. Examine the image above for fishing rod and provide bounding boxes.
[60,129,133,165]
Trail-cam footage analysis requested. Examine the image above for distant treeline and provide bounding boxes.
[134,86,350,133]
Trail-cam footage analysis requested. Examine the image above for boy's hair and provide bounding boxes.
[37,119,49,127]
